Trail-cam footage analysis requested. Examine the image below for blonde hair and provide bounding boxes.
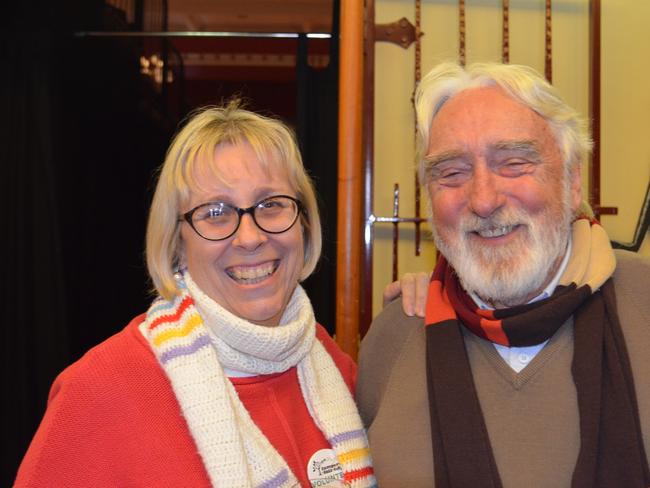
[415,62,593,185]
[146,101,322,299]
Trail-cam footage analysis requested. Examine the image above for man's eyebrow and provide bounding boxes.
[423,149,466,169]
[491,140,542,157]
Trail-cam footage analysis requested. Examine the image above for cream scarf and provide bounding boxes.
[139,272,376,488]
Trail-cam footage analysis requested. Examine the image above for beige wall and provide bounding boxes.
[372,0,650,317]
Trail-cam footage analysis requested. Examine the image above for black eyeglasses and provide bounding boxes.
[180,194,303,241]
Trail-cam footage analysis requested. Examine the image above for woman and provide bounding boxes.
[16,102,376,487]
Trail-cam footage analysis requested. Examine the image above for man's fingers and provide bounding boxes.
[399,274,417,316]
[383,276,416,316]
[382,280,402,307]
[414,272,431,317]
[383,272,430,317]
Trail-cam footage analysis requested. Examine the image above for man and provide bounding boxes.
[357,62,650,487]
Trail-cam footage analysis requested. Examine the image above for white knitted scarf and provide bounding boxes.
[139,272,376,488]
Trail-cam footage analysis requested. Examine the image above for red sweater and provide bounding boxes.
[15,315,356,487]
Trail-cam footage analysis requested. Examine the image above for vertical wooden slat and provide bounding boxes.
[589,0,602,215]
[336,0,364,359]
[459,0,466,66]
[361,0,376,339]
[502,0,510,63]
[545,0,553,82]
[414,0,422,256]
[392,184,400,282]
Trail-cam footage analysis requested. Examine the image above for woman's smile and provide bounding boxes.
[225,259,280,285]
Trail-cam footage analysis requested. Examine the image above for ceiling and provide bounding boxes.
[167,0,333,33]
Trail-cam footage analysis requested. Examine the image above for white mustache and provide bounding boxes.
[459,209,530,234]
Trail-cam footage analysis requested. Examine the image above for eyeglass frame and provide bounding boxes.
[179,194,305,242]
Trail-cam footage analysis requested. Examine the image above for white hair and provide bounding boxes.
[415,62,592,186]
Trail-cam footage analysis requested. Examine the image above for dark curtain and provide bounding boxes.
[3,1,169,483]
[2,4,69,484]
[297,0,340,335]
[56,35,169,362]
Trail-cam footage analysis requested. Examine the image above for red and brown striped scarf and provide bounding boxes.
[424,218,650,487]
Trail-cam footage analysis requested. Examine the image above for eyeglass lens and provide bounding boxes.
[190,196,299,241]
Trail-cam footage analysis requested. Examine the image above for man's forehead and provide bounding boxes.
[433,85,530,120]
[426,85,555,153]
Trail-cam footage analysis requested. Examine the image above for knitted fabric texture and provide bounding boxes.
[139,273,376,488]
[187,275,316,375]
[423,218,650,487]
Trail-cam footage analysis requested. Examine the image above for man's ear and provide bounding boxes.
[569,163,582,213]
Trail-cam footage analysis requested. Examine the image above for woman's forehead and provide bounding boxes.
[195,144,284,180]
[183,144,294,202]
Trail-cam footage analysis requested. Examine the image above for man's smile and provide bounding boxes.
[470,224,522,239]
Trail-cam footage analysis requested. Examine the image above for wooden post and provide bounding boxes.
[336,0,364,359]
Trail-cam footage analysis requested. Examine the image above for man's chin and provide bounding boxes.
[454,254,550,306]
[455,251,519,279]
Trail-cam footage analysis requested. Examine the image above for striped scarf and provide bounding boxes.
[139,272,375,488]
[424,218,650,487]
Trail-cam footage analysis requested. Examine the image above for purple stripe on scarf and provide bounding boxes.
[328,429,365,446]
[257,469,289,488]
[160,334,211,364]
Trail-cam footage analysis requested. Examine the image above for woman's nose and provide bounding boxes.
[231,213,267,250]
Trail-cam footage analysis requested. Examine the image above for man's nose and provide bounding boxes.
[467,166,505,218]
[232,213,266,250]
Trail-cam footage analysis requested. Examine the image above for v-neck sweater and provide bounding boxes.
[357,250,650,487]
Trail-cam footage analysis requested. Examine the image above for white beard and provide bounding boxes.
[432,188,573,308]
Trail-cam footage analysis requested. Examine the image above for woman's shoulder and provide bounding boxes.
[315,324,357,392]
[64,314,152,365]
[314,323,353,364]
[15,314,183,487]
[49,314,160,401]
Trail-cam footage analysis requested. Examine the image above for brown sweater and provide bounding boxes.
[357,250,650,488]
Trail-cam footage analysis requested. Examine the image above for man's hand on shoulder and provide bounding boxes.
[383,272,430,318]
